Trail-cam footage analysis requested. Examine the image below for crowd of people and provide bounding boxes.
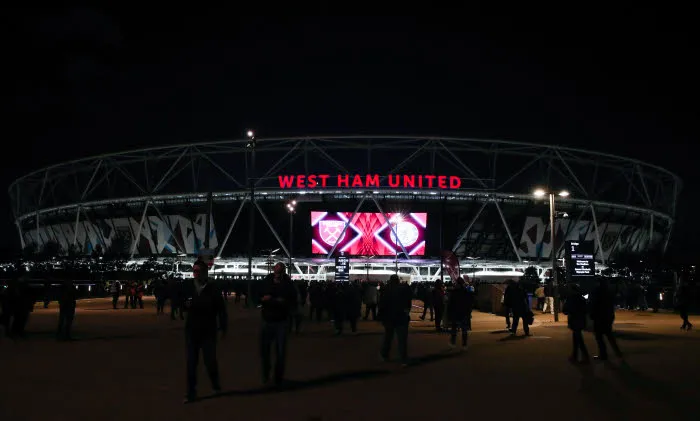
[1,261,696,404]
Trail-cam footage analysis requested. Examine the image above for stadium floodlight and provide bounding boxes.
[246,130,256,149]
[286,201,296,269]
[532,186,571,323]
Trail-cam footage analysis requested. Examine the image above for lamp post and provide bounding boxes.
[285,200,296,272]
[364,255,374,281]
[533,188,570,322]
[246,130,256,307]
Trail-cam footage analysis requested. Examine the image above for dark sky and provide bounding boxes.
[4,8,699,259]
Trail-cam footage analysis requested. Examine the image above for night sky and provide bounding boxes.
[4,9,699,260]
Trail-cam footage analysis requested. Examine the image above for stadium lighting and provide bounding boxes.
[245,130,256,149]
[286,200,296,270]
[389,214,404,224]
[531,186,571,323]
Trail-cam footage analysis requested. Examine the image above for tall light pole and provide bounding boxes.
[533,188,570,322]
[365,255,375,281]
[286,200,296,272]
[246,130,256,307]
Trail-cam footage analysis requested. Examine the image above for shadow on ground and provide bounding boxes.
[20,328,183,342]
[606,360,693,416]
[201,352,462,401]
[575,363,629,415]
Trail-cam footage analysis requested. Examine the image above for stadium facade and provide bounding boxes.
[9,136,681,274]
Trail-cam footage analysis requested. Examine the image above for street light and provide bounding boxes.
[246,130,256,148]
[533,187,570,322]
[286,200,296,272]
[246,129,257,307]
[365,255,375,281]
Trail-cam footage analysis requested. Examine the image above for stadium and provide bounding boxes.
[8,136,681,282]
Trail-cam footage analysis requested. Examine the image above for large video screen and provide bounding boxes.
[311,211,427,256]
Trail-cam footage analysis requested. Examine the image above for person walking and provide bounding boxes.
[503,279,516,330]
[154,279,167,315]
[378,274,413,366]
[447,277,475,351]
[510,281,531,336]
[183,259,227,403]
[589,277,623,361]
[542,280,554,314]
[534,283,545,311]
[363,281,379,321]
[110,281,121,309]
[419,283,434,321]
[259,263,298,387]
[563,284,589,364]
[676,283,693,331]
[57,279,77,341]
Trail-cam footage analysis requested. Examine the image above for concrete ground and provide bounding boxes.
[1,297,698,421]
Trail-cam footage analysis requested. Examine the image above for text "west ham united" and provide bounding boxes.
[277,174,462,189]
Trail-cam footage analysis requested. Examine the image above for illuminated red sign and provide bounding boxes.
[277,174,462,189]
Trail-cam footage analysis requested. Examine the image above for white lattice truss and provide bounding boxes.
[9,136,681,263]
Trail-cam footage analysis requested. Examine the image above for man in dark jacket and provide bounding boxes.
[503,279,516,330]
[378,275,413,366]
[509,281,531,336]
[419,283,434,321]
[57,279,77,341]
[563,284,589,364]
[447,277,475,351]
[589,277,623,360]
[432,280,446,332]
[676,283,693,330]
[259,262,298,386]
[183,259,227,403]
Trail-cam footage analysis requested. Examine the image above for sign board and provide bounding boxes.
[198,248,216,269]
[278,174,462,190]
[564,241,595,277]
[335,255,350,282]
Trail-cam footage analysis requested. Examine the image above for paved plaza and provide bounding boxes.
[1,297,699,421]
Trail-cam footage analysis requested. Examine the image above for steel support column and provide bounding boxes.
[130,202,150,258]
[589,204,605,265]
[150,202,187,255]
[326,196,367,258]
[216,198,248,258]
[81,160,103,200]
[663,221,673,254]
[452,201,488,252]
[371,196,410,258]
[72,206,81,247]
[253,201,291,259]
[493,200,522,263]
[16,222,25,249]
